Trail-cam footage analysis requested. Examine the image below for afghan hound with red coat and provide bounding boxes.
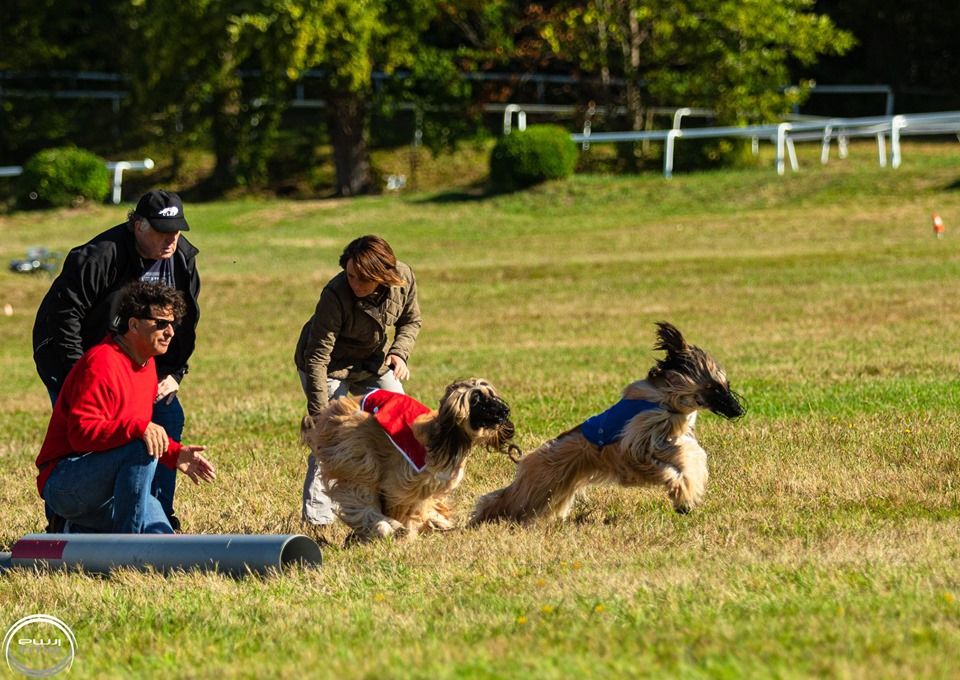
[301,378,515,541]
[471,323,744,525]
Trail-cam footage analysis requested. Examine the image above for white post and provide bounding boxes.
[109,162,130,205]
[664,129,680,179]
[786,137,799,172]
[106,159,155,204]
[776,123,792,176]
[503,105,523,135]
[820,125,833,164]
[891,115,905,168]
[838,133,849,159]
[876,132,887,167]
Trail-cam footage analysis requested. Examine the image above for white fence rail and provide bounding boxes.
[0,158,154,203]
[571,111,960,178]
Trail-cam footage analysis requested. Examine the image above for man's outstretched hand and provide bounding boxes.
[177,445,216,485]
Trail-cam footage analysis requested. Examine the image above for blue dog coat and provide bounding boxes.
[579,398,660,447]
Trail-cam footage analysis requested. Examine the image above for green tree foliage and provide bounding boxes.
[121,0,515,195]
[0,0,129,160]
[489,124,577,191]
[17,146,109,208]
[305,0,517,195]
[529,0,854,140]
[124,0,330,190]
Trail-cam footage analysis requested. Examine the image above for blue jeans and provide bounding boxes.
[43,440,173,534]
[46,389,183,525]
[150,395,183,520]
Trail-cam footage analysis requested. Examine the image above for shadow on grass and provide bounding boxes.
[944,177,960,192]
[412,180,544,204]
[414,181,495,204]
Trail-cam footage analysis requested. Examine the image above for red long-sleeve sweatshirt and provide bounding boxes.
[35,336,182,496]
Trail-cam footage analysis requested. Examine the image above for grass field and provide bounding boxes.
[1,140,959,678]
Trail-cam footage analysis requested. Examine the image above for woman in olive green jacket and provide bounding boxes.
[293,235,422,526]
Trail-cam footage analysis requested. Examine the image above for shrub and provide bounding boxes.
[489,125,577,191]
[18,146,109,209]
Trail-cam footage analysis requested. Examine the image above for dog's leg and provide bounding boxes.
[663,441,708,514]
[423,499,454,532]
[328,482,405,539]
[471,436,602,524]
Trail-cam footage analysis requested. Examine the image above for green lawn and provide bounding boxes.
[1,140,959,678]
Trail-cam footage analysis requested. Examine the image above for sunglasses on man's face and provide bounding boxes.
[143,317,180,330]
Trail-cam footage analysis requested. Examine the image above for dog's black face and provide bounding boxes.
[469,391,511,430]
[433,379,516,459]
[697,381,745,420]
[648,322,746,420]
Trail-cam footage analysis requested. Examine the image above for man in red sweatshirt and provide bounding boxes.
[36,281,215,534]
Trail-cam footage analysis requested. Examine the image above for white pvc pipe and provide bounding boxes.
[776,123,792,176]
[820,125,833,164]
[891,115,906,168]
[503,105,522,135]
[876,132,887,167]
[1,533,322,576]
[672,107,692,130]
[105,158,155,204]
[664,129,681,179]
[786,137,799,172]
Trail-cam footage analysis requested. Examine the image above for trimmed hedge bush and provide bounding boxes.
[489,125,577,191]
[18,146,109,209]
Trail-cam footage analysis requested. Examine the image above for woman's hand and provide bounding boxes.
[386,355,410,381]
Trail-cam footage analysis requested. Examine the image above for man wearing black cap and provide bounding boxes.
[32,189,201,532]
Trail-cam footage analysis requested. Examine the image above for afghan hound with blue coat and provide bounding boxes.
[470,322,744,525]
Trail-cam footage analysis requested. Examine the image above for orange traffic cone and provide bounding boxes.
[933,213,946,238]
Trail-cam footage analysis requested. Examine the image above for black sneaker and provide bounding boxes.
[168,513,182,533]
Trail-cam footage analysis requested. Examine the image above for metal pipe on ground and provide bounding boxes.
[0,534,322,576]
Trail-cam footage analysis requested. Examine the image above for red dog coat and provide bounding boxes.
[361,389,431,471]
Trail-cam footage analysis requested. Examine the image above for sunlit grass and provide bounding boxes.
[1,140,959,678]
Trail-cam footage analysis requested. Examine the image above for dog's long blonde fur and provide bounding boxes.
[301,378,514,540]
[471,323,743,524]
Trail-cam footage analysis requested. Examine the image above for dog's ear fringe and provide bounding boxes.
[653,321,688,355]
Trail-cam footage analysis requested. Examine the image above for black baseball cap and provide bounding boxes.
[135,190,190,233]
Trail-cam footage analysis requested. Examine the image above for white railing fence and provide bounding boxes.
[571,111,960,178]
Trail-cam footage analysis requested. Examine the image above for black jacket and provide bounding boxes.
[32,223,201,392]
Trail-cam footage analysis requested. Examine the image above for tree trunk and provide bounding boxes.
[211,79,242,192]
[326,91,375,196]
[617,7,647,171]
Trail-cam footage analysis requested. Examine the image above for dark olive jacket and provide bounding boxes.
[33,223,200,392]
[294,261,421,415]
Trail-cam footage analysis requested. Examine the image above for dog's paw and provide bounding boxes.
[372,519,408,539]
[374,520,396,538]
[425,515,455,532]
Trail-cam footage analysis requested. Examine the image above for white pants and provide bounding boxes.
[298,369,404,526]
